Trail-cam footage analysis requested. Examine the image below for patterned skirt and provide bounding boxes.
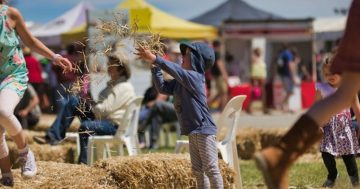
[320,111,360,156]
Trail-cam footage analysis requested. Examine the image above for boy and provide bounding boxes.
[136,42,224,188]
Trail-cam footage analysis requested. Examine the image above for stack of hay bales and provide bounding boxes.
[236,128,320,159]
[95,153,235,189]
[9,154,235,188]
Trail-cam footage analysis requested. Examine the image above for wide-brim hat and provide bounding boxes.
[108,54,131,80]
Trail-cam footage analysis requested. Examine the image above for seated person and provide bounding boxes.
[138,86,178,149]
[14,84,41,129]
[34,54,135,164]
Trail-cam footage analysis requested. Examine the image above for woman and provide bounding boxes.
[0,1,72,186]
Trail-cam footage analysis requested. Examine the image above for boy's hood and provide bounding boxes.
[180,42,215,74]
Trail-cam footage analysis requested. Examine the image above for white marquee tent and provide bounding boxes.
[313,16,346,40]
[31,1,92,46]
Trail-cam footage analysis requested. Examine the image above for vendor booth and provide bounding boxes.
[223,19,315,111]
[117,0,217,40]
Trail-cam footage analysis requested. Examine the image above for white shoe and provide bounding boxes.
[17,150,37,178]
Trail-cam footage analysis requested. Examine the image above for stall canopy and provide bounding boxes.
[192,0,282,27]
[117,0,217,39]
[31,1,93,46]
[313,16,346,41]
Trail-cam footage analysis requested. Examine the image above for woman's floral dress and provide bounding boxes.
[0,5,28,98]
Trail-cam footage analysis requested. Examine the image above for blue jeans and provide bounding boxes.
[78,120,117,164]
[45,95,117,163]
[138,101,178,148]
[46,95,94,143]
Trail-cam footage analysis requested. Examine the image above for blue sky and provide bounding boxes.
[13,0,352,24]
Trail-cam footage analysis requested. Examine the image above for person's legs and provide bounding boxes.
[280,77,294,112]
[254,72,360,189]
[215,76,228,111]
[0,89,37,178]
[189,134,210,189]
[342,154,359,186]
[46,95,83,143]
[78,120,117,164]
[322,152,338,183]
[148,101,178,148]
[149,116,162,149]
[0,126,12,185]
[196,134,223,189]
[137,106,151,146]
[0,89,24,148]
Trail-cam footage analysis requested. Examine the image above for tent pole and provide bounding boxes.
[311,21,317,82]
[85,9,91,72]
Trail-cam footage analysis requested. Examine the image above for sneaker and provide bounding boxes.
[16,150,37,178]
[0,177,13,187]
[33,136,48,144]
[33,136,59,145]
[322,179,335,188]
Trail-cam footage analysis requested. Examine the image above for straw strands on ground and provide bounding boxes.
[11,161,116,189]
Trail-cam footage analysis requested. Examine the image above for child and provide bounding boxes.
[0,1,72,186]
[317,54,360,187]
[254,1,360,188]
[136,42,224,188]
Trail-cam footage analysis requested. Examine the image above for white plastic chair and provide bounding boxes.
[174,95,246,189]
[86,96,143,165]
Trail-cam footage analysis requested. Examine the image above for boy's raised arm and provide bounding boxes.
[154,55,198,93]
[151,66,176,95]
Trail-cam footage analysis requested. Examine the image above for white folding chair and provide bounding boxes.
[174,95,246,189]
[86,96,143,165]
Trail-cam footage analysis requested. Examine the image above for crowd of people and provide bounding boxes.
[1,0,360,188]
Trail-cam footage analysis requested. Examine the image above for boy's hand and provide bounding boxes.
[135,46,156,64]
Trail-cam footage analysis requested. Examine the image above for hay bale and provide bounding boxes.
[236,128,320,160]
[236,128,261,159]
[258,128,320,154]
[8,142,76,167]
[11,161,116,189]
[34,114,80,132]
[5,130,75,145]
[259,128,286,148]
[95,153,235,189]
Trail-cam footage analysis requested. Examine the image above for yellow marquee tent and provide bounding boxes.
[118,0,218,39]
[61,24,87,45]
[61,0,218,43]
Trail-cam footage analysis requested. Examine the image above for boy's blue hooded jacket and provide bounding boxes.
[151,42,217,135]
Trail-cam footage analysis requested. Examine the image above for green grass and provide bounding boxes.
[106,129,358,189]
[240,158,357,189]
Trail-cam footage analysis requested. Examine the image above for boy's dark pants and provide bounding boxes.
[322,152,359,182]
